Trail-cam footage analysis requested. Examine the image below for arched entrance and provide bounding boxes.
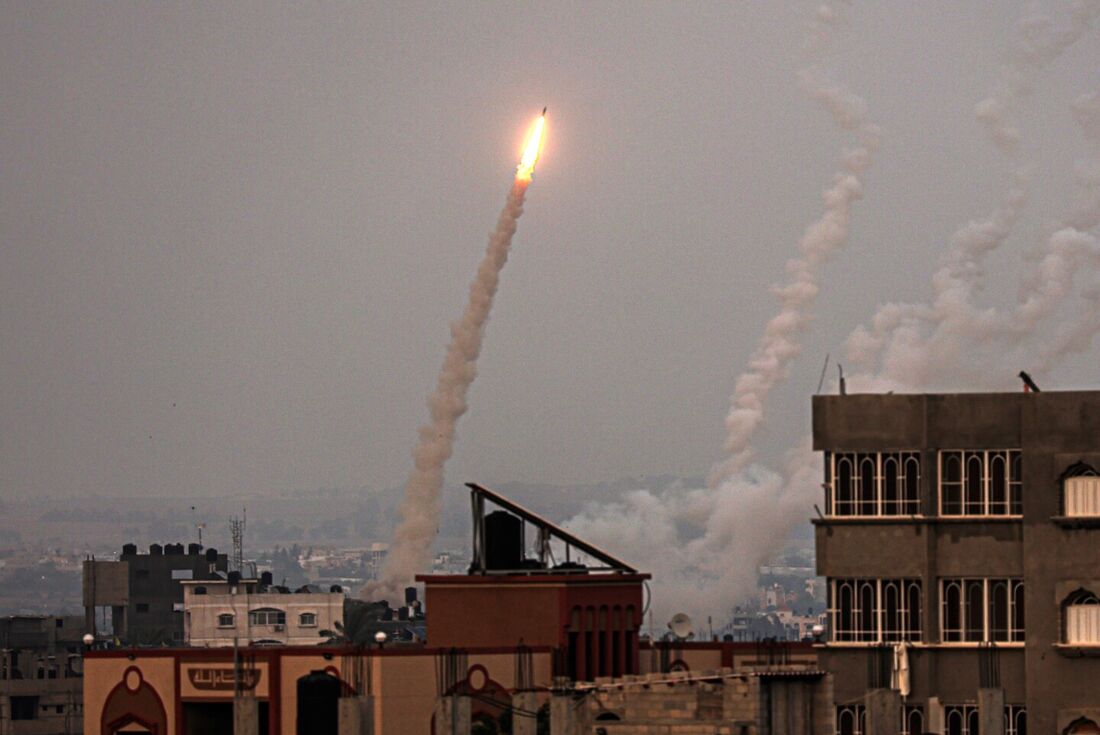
[297,670,341,735]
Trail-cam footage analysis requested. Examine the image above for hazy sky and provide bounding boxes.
[3,2,1098,501]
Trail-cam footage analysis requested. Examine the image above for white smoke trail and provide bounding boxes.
[368,177,532,601]
[845,2,1100,391]
[713,2,880,483]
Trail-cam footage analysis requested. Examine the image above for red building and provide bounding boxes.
[419,483,650,680]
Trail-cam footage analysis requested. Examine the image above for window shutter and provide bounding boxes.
[1066,477,1100,517]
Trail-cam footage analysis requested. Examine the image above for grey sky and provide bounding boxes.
[3,2,1098,501]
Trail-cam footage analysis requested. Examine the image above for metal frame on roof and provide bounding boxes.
[467,482,637,574]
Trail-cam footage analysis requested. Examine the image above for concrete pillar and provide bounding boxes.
[233,696,260,735]
[927,697,945,735]
[338,696,374,735]
[979,689,1005,735]
[864,689,900,735]
[512,692,538,735]
[434,695,471,735]
[551,692,589,735]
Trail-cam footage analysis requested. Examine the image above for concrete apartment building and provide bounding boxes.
[182,574,344,647]
[0,614,85,735]
[813,389,1100,735]
[83,543,229,645]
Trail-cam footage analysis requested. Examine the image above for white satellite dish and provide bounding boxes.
[668,612,694,641]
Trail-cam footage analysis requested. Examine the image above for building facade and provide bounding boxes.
[83,543,229,645]
[0,615,85,735]
[183,577,344,647]
[813,390,1100,735]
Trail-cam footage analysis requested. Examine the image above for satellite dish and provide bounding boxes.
[668,612,694,641]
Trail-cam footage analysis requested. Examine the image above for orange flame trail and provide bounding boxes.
[516,113,546,182]
[370,110,548,601]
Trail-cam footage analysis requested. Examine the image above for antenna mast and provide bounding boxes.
[230,509,246,573]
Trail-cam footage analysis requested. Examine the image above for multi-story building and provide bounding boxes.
[182,573,344,647]
[813,389,1100,735]
[0,615,85,734]
[83,543,229,645]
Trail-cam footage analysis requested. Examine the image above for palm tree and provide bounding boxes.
[319,599,387,646]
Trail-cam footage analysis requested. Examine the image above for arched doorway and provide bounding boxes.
[297,670,340,735]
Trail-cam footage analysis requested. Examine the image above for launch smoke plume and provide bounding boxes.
[570,3,875,623]
[369,174,534,601]
[712,2,880,484]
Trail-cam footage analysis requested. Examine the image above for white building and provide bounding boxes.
[182,576,344,647]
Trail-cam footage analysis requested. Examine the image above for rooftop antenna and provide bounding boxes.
[230,509,246,573]
[191,505,204,546]
[816,353,830,394]
[838,364,847,396]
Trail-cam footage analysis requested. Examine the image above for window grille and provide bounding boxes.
[249,608,286,626]
[830,579,922,642]
[1065,477,1100,517]
[941,579,1024,642]
[826,452,921,516]
[945,705,979,735]
[939,450,1021,516]
[837,704,865,735]
[1006,705,1027,735]
[1064,590,1100,644]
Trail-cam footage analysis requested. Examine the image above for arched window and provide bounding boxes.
[217,613,234,628]
[965,453,984,515]
[837,705,864,735]
[941,453,963,515]
[1065,717,1100,735]
[1062,462,1100,517]
[836,455,855,516]
[249,608,286,626]
[1063,588,1100,644]
[858,456,877,516]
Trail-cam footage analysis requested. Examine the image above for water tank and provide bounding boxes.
[121,543,138,556]
[205,548,219,562]
[404,586,417,605]
[149,543,163,556]
[227,571,241,585]
[484,510,522,570]
[165,543,182,556]
[188,543,202,555]
[397,606,409,621]
[260,571,274,586]
[330,585,343,594]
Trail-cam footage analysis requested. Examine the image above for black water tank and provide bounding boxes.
[260,571,273,586]
[397,606,408,621]
[121,543,138,556]
[484,510,522,570]
[149,543,163,556]
[228,571,241,585]
[165,543,182,556]
[205,548,219,562]
[296,671,339,735]
[188,543,202,555]
[404,586,417,605]
[330,585,342,594]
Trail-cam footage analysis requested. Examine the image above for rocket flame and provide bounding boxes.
[515,113,546,182]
